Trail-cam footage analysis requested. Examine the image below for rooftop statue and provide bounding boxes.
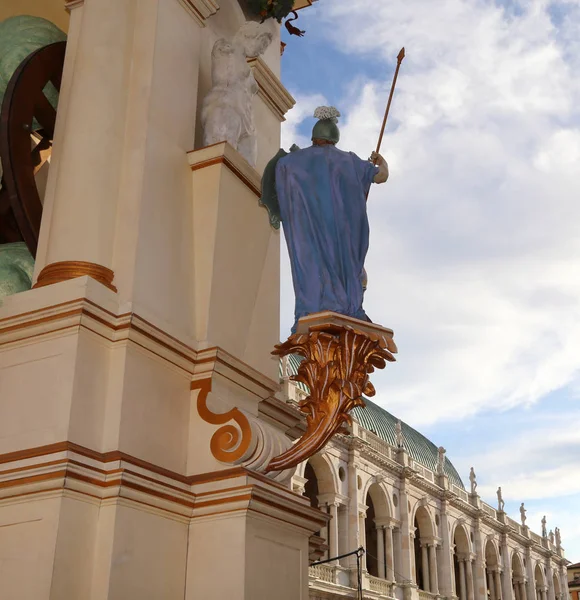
[469,466,477,494]
[260,106,389,331]
[437,445,446,474]
[497,486,505,511]
[201,21,274,168]
[542,515,547,538]
[520,502,527,526]
[395,419,404,448]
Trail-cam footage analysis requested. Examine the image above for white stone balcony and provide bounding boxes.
[309,563,335,584]
[366,574,395,597]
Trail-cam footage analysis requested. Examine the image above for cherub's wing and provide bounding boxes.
[259,148,287,230]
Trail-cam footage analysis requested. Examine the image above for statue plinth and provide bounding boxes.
[267,312,397,472]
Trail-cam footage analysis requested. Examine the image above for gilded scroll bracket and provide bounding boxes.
[266,311,397,473]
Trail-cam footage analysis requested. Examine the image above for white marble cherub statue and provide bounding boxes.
[201,21,274,167]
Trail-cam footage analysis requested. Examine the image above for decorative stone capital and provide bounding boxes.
[266,312,396,472]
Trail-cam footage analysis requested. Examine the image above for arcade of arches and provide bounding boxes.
[283,375,570,600]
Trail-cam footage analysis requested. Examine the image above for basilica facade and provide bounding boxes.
[280,357,570,600]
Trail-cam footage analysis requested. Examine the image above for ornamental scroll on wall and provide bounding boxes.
[266,319,397,473]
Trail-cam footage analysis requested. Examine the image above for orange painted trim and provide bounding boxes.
[194,493,253,510]
[193,379,254,464]
[0,442,191,484]
[34,261,117,293]
[190,154,261,198]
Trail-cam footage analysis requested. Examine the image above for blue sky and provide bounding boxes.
[278,0,580,562]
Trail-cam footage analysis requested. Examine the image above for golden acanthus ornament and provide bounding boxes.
[266,321,396,473]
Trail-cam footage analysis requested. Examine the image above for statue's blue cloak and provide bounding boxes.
[275,145,378,331]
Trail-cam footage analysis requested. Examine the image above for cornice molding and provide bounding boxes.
[178,0,220,26]
[0,443,327,531]
[65,0,219,26]
[188,141,262,198]
[247,57,295,122]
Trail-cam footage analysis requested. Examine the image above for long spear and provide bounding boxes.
[373,47,405,163]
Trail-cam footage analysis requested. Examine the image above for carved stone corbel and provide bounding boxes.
[266,312,397,472]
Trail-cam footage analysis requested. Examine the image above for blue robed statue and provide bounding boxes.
[260,106,389,332]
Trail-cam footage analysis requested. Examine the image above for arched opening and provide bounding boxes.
[534,564,546,600]
[512,553,526,600]
[413,505,438,594]
[303,456,337,561]
[485,539,501,600]
[553,572,561,600]
[364,483,394,580]
[453,524,472,600]
[304,462,320,509]
[366,493,378,576]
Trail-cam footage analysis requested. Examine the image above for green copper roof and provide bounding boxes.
[351,400,464,489]
[280,355,465,489]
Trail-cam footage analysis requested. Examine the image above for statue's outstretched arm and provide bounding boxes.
[370,151,389,184]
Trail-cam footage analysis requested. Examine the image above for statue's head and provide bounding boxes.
[311,106,340,145]
[234,21,274,58]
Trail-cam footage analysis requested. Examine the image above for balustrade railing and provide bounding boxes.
[365,430,395,460]
[367,575,394,597]
[482,502,497,519]
[530,531,543,544]
[309,564,334,583]
[452,485,469,502]
[419,590,439,600]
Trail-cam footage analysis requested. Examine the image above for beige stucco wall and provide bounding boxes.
[0,0,69,31]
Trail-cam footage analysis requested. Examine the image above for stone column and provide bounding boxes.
[386,525,395,581]
[519,581,527,600]
[488,570,497,600]
[474,523,487,600]
[330,502,339,563]
[410,531,417,584]
[514,582,520,600]
[347,449,360,570]
[393,527,403,583]
[422,543,431,592]
[320,502,329,560]
[359,509,368,572]
[467,559,475,600]
[460,559,468,600]
[525,550,535,600]
[546,566,556,600]
[494,570,502,600]
[398,476,414,585]
[501,536,515,600]
[439,499,455,598]
[429,543,440,595]
[377,525,386,578]
[34,0,139,285]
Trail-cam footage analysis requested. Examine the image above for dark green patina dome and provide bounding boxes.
[280,355,465,490]
[352,400,464,489]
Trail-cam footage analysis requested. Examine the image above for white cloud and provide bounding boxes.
[281,0,580,425]
[451,416,580,558]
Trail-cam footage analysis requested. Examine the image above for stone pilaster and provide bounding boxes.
[501,534,515,600]
[474,520,487,600]
[439,497,455,598]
